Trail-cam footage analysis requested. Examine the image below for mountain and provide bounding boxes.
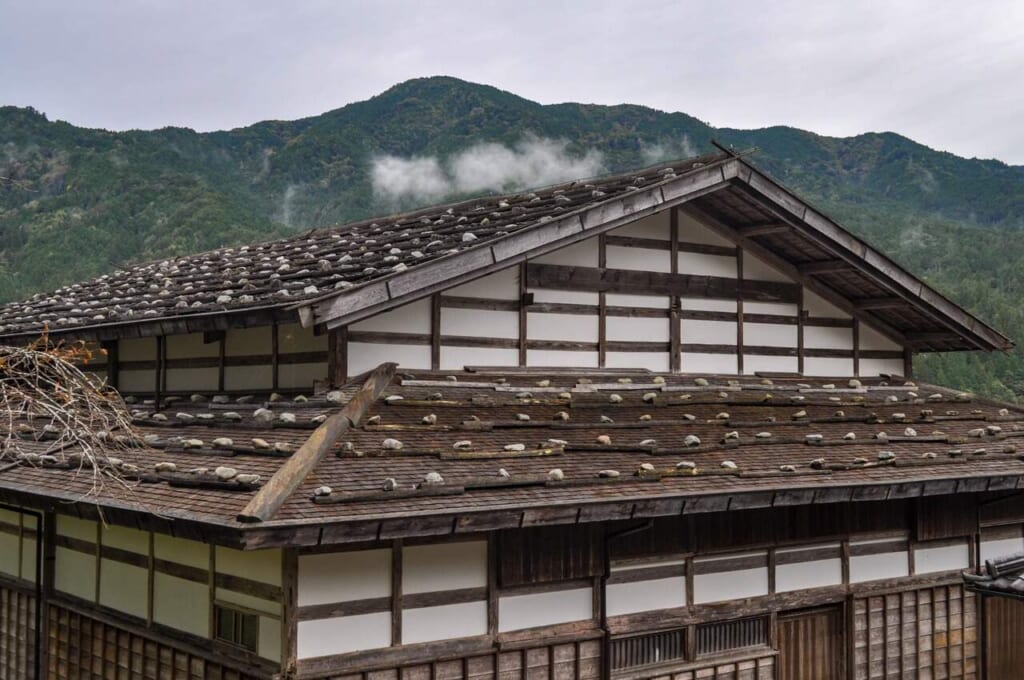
[2,76,1023,398]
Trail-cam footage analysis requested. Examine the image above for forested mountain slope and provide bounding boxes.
[2,76,1021,397]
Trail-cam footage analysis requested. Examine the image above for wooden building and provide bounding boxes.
[0,151,1022,679]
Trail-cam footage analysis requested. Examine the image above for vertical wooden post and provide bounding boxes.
[796,288,805,375]
[670,209,681,373]
[282,549,299,676]
[39,510,56,680]
[154,335,165,408]
[271,323,280,391]
[852,319,861,377]
[101,340,119,389]
[431,294,441,371]
[487,534,498,638]
[736,248,745,375]
[391,539,403,646]
[217,334,226,393]
[327,327,348,387]
[598,234,607,368]
[903,347,914,379]
[518,263,528,367]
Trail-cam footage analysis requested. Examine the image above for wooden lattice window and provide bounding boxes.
[695,616,769,657]
[214,604,259,652]
[610,628,687,669]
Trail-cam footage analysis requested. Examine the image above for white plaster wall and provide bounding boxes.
[679,213,734,246]
[20,516,36,584]
[99,559,148,619]
[225,365,274,391]
[776,559,843,593]
[217,546,281,585]
[607,576,686,616]
[348,342,431,374]
[744,323,797,347]
[605,293,669,309]
[154,573,209,637]
[682,353,738,374]
[0,509,19,577]
[849,539,910,583]
[298,549,391,606]
[55,547,96,601]
[165,333,219,359]
[606,352,670,372]
[258,617,282,662]
[744,302,798,316]
[442,308,518,339]
[981,535,1024,562]
[217,587,282,617]
[298,612,391,658]
[744,355,799,374]
[805,326,854,350]
[279,323,328,353]
[402,541,487,594]
[914,542,970,574]
[101,525,148,553]
[693,553,769,604]
[860,325,901,351]
[682,319,737,345]
[351,299,431,333]
[526,349,599,368]
[278,363,325,390]
[165,367,219,392]
[744,255,791,283]
[681,298,737,312]
[860,358,905,377]
[527,313,598,342]
[446,268,519,300]
[498,587,593,632]
[440,346,519,370]
[804,357,855,377]
[118,370,155,393]
[120,337,156,361]
[613,212,669,239]
[533,239,599,266]
[154,533,208,568]
[678,252,737,278]
[530,289,600,305]
[803,290,850,319]
[225,326,272,356]
[606,316,669,342]
[402,601,488,644]
[606,246,672,273]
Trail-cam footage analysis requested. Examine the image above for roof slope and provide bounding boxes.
[3,367,1024,548]
[0,152,1010,352]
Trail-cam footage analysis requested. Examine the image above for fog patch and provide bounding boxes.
[371,136,604,203]
[640,134,698,165]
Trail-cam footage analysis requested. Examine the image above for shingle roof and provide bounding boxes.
[0,153,728,340]
[3,368,1024,547]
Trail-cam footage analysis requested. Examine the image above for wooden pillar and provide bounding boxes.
[598,234,607,368]
[391,540,403,646]
[796,288,805,375]
[101,340,119,390]
[669,209,681,373]
[903,347,914,379]
[154,335,165,407]
[852,319,861,377]
[282,550,299,673]
[327,327,348,387]
[271,323,280,390]
[39,510,56,680]
[518,262,528,367]
[217,335,226,392]
[430,294,441,371]
[736,248,745,375]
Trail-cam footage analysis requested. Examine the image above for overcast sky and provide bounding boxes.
[2,1,1022,164]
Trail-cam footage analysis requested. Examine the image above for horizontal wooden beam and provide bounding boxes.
[798,259,855,276]
[905,331,966,345]
[736,222,790,238]
[855,297,909,311]
[525,263,801,303]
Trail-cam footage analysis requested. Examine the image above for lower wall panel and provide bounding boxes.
[852,584,977,680]
[46,604,265,680]
[0,582,36,680]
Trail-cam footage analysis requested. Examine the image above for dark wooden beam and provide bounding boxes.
[905,331,966,345]
[736,222,790,238]
[237,361,397,523]
[327,327,347,387]
[430,294,441,371]
[798,259,854,276]
[525,263,801,303]
[101,340,119,389]
[855,297,909,311]
[737,247,745,375]
[669,209,681,373]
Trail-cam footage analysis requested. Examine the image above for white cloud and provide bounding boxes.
[371,136,605,203]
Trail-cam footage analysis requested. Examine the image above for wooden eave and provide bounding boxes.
[296,159,1012,354]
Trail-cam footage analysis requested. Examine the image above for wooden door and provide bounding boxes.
[777,606,845,680]
[986,595,1024,679]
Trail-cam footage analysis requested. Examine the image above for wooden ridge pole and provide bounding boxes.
[237,361,397,523]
